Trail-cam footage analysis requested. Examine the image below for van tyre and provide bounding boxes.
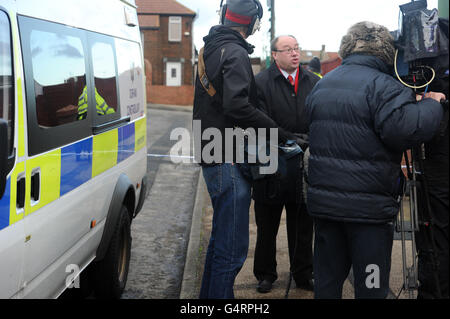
[94,206,132,299]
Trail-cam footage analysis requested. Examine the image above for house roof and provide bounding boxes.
[299,50,340,64]
[325,52,340,61]
[136,0,196,16]
[300,50,322,63]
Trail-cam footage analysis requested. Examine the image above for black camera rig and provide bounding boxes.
[393,0,448,299]
[393,0,449,94]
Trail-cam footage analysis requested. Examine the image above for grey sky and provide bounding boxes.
[178,0,439,58]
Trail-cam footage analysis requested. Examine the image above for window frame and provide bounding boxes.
[19,15,93,156]
[0,8,15,172]
[168,16,182,42]
[87,32,121,130]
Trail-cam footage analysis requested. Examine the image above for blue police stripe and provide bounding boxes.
[118,123,135,163]
[0,177,11,231]
[60,137,93,197]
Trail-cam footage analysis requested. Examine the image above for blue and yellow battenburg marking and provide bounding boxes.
[0,118,146,231]
[0,179,11,230]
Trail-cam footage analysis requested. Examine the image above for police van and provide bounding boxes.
[0,0,148,298]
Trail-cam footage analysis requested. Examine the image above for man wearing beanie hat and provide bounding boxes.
[307,57,322,78]
[193,0,296,299]
[305,21,446,299]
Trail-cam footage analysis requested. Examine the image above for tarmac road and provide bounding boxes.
[122,105,200,299]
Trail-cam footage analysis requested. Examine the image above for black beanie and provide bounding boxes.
[308,57,321,73]
[223,0,262,27]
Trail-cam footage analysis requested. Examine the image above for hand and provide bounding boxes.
[294,133,309,150]
[278,128,296,144]
[422,91,446,103]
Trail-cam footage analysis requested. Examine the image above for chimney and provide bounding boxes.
[320,45,326,60]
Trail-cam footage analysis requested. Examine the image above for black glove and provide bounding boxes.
[278,127,296,144]
[294,133,309,150]
[441,99,449,112]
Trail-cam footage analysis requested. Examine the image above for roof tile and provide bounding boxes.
[136,0,196,16]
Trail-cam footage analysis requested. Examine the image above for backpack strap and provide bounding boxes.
[198,47,217,97]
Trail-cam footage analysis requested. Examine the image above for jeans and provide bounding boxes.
[199,163,252,299]
[313,217,394,299]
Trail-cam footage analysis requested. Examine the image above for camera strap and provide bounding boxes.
[198,47,217,97]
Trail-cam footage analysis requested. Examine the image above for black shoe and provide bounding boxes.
[296,279,314,291]
[257,279,273,293]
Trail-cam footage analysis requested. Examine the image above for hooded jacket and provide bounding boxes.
[193,25,292,165]
[305,54,444,224]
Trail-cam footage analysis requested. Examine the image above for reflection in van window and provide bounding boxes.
[30,30,86,127]
[0,11,14,155]
[91,41,117,117]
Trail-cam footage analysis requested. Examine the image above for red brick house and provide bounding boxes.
[300,46,342,76]
[136,0,196,105]
[321,53,342,76]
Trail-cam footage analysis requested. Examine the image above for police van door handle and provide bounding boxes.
[31,171,40,203]
[17,176,26,209]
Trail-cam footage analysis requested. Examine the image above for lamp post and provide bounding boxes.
[269,0,275,42]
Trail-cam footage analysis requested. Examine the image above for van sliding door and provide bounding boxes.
[0,8,25,299]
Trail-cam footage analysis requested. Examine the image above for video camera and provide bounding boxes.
[393,0,449,96]
[393,0,449,300]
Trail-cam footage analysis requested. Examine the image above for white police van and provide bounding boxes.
[0,0,148,298]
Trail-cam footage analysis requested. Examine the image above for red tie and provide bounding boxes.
[288,75,295,86]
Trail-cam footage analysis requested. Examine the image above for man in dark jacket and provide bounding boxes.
[193,0,294,299]
[305,21,445,299]
[252,35,319,293]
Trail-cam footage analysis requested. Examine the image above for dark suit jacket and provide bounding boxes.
[252,63,319,204]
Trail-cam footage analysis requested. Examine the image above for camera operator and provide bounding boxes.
[416,98,449,300]
[305,21,445,299]
[415,19,449,299]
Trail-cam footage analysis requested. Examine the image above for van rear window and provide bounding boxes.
[30,30,86,127]
[0,11,14,156]
[115,39,144,120]
[91,41,118,118]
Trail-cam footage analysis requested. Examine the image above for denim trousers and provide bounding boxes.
[199,163,252,299]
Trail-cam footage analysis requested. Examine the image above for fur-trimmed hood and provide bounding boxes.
[339,21,395,66]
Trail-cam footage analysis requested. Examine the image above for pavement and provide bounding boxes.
[180,170,419,300]
[148,104,418,300]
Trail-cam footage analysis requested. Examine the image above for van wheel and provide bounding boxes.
[94,206,132,299]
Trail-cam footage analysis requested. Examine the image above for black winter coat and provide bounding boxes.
[193,26,293,165]
[252,63,319,204]
[255,62,320,135]
[305,54,444,224]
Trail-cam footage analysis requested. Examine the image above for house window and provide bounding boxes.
[168,16,182,42]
